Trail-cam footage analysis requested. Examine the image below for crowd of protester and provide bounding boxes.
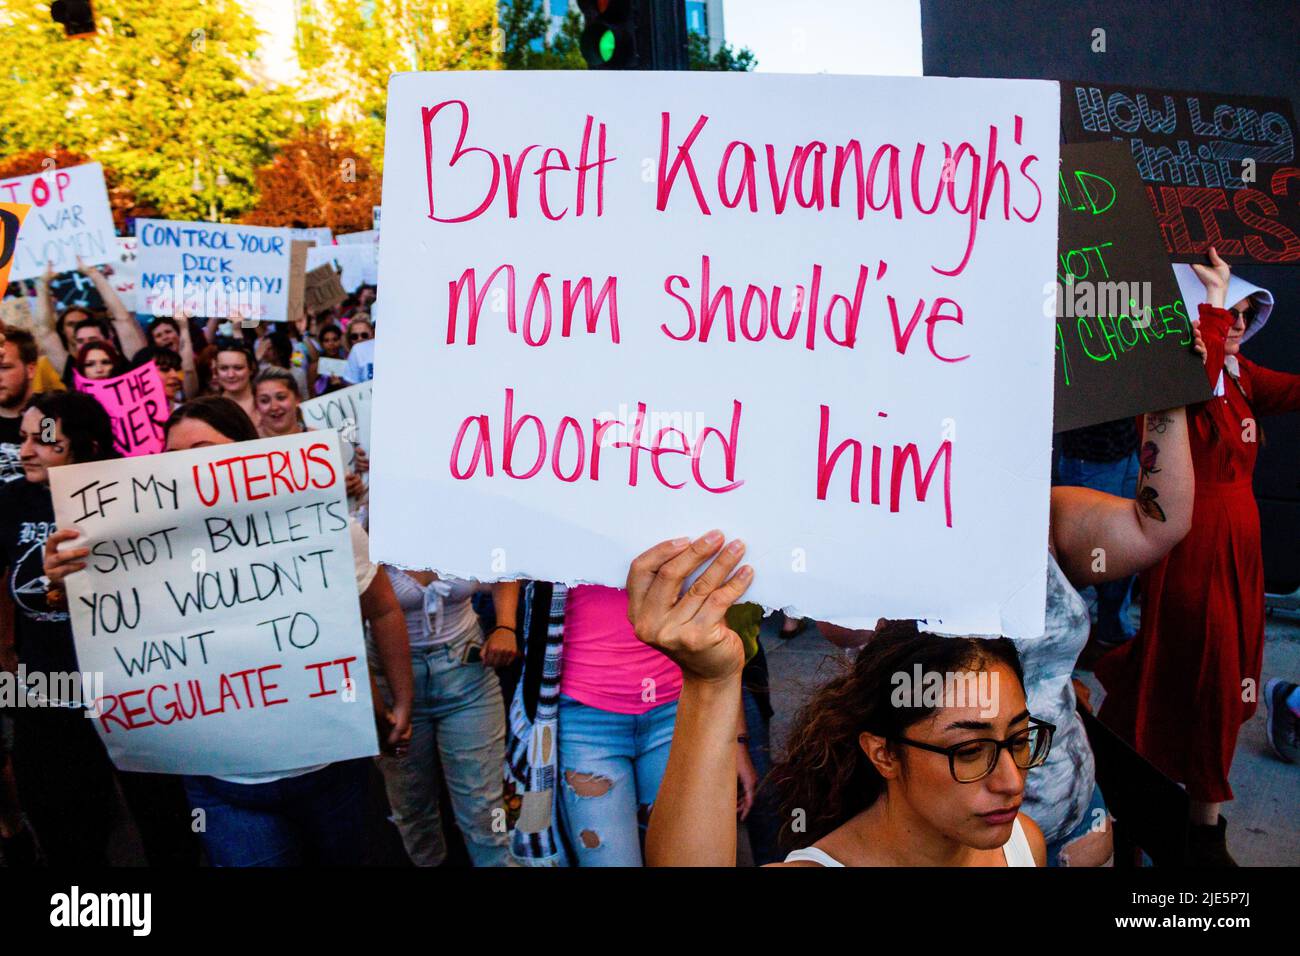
[0,246,1297,869]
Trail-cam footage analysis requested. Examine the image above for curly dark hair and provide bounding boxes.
[25,390,121,463]
[767,620,1024,849]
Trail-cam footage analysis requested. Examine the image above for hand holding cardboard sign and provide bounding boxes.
[1191,246,1231,310]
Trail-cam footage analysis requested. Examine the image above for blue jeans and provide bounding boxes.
[1056,452,1140,643]
[557,693,677,866]
[183,759,369,867]
[742,687,783,865]
[1046,782,1113,867]
[372,634,512,867]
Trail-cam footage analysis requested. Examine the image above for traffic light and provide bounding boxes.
[578,0,637,69]
[578,0,688,71]
[50,0,97,37]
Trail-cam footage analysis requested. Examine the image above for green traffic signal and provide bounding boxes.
[599,28,616,62]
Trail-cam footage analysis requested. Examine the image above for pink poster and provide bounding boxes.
[74,361,168,457]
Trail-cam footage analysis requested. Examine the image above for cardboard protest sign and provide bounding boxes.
[1054,142,1212,432]
[0,163,116,281]
[301,381,372,481]
[306,242,377,292]
[0,202,31,290]
[370,71,1061,638]
[304,263,348,315]
[1061,82,1300,263]
[135,218,296,320]
[74,362,168,457]
[49,430,378,775]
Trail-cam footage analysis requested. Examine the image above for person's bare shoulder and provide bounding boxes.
[1018,812,1048,867]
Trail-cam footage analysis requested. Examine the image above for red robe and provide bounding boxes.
[1097,305,1300,802]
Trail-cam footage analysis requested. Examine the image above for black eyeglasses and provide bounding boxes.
[896,717,1055,783]
[348,332,371,342]
[1227,306,1257,326]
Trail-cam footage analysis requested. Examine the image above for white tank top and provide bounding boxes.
[783,817,1037,867]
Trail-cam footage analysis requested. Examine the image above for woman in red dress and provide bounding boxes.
[1097,248,1300,866]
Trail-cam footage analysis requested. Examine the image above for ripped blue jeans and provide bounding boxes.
[557,693,677,866]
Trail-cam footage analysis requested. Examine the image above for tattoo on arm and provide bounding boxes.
[1138,440,1161,481]
[1135,429,1167,523]
[1146,413,1173,434]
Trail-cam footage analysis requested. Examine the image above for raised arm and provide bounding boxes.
[79,258,146,356]
[1051,405,1193,587]
[626,532,753,866]
[177,312,199,399]
[33,262,68,370]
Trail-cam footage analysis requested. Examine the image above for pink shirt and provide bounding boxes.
[560,585,683,714]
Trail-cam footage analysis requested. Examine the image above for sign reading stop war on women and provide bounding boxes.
[0,163,116,281]
[1061,81,1300,264]
[1054,142,1212,433]
[49,430,378,775]
[135,218,294,321]
[74,361,168,457]
[371,72,1061,638]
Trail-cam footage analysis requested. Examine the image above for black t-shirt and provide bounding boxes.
[0,414,22,486]
[0,480,80,675]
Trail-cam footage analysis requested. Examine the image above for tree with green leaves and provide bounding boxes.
[293,0,500,158]
[687,31,757,72]
[498,0,585,70]
[0,0,295,220]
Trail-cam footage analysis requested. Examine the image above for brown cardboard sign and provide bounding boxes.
[304,263,347,315]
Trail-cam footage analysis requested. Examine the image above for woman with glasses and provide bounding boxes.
[631,384,1197,866]
[343,318,377,386]
[346,318,374,347]
[625,538,1048,866]
[1098,248,1300,866]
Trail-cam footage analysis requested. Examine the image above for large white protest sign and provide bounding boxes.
[135,218,295,320]
[302,381,372,480]
[306,242,377,292]
[49,430,378,775]
[371,72,1060,638]
[0,163,115,281]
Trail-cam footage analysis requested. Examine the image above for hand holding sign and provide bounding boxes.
[625,532,753,684]
[43,527,89,587]
[1190,246,1231,310]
